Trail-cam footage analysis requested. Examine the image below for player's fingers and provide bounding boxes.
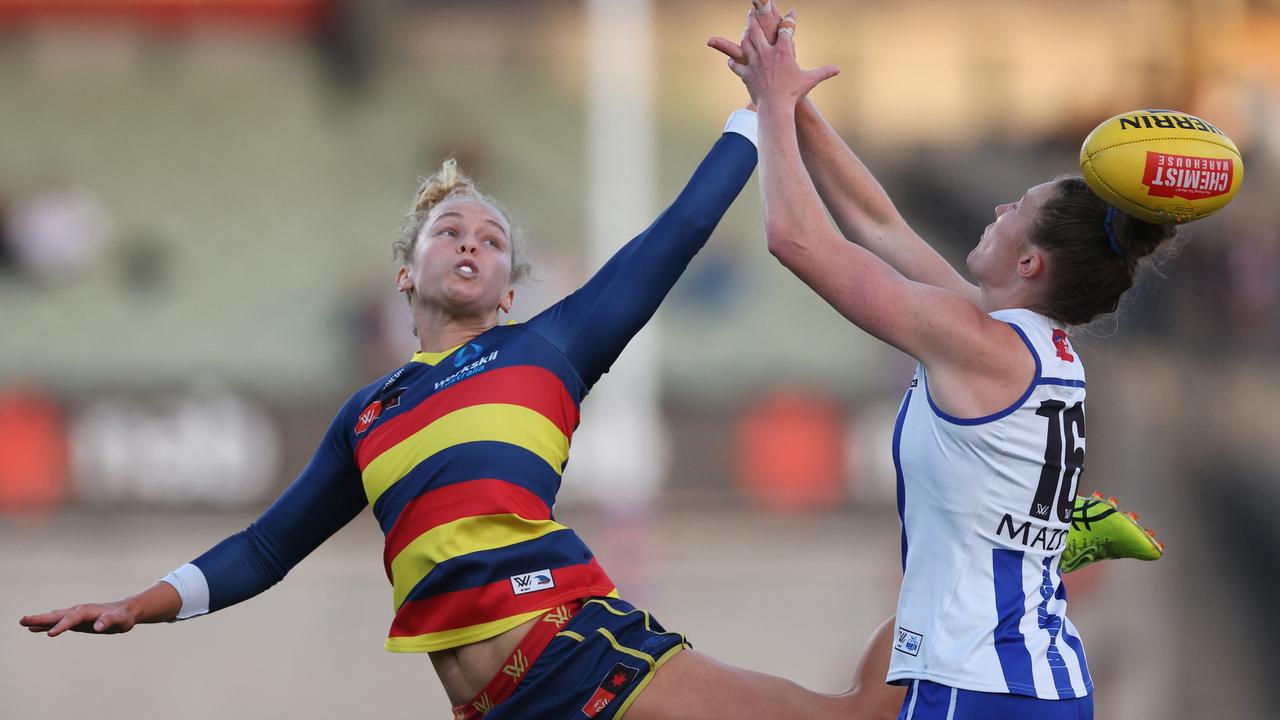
[92,612,123,634]
[707,37,747,65]
[799,64,840,96]
[752,0,781,41]
[46,605,99,637]
[740,18,762,65]
[727,57,749,79]
[745,12,769,54]
[45,608,84,637]
[19,610,66,627]
[776,11,797,55]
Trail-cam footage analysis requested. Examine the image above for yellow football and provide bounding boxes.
[1079,109,1243,224]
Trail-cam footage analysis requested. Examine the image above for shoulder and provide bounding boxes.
[989,309,1086,382]
[334,363,422,433]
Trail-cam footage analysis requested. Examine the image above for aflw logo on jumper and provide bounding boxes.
[894,627,923,656]
[355,401,383,435]
[1142,151,1233,200]
[353,388,406,435]
[510,569,554,596]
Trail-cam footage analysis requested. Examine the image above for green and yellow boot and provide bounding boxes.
[1061,492,1165,573]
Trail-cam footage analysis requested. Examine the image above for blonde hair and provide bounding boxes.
[393,159,533,283]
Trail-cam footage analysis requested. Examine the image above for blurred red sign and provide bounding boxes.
[0,386,68,514]
[0,0,326,32]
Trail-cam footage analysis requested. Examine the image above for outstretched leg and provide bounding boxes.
[839,615,908,720]
[624,616,906,720]
[624,648,854,720]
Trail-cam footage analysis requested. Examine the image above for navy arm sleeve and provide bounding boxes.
[189,395,368,613]
[525,131,757,389]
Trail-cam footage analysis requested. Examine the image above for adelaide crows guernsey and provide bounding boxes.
[158,118,759,655]
[355,327,613,652]
[887,308,1092,700]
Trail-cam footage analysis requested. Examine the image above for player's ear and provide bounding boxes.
[396,266,413,293]
[498,287,515,314]
[1017,245,1045,281]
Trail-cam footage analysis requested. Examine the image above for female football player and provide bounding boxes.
[17,102,906,717]
[713,6,1176,719]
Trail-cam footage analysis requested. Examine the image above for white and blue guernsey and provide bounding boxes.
[887,307,1092,702]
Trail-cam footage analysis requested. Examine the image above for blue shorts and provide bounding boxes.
[480,597,688,720]
[898,680,1094,720]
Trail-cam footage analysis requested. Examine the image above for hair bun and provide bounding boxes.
[412,158,477,214]
[1113,210,1177,261]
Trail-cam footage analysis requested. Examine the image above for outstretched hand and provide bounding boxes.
[20,600,141,637]
[708,0,784,66]
[708,3,838,107]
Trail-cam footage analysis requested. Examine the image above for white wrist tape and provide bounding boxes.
[724,109,759,148]
[159,563,210,621]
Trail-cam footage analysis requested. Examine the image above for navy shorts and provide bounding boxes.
[481,597,688,720]
[898,680,1094,720]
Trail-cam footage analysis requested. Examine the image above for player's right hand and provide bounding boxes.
[19,601,141,637]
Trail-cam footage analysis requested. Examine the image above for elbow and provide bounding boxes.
[765,223,803,267]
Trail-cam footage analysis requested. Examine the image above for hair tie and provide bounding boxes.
[1103,207,1124,256]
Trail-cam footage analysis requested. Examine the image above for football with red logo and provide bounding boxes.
[1079,109,1243,224]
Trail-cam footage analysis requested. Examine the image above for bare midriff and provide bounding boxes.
[428,616,540,706]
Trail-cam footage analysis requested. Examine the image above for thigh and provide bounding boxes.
[623,649,857,720]
[482,597,688,720]
[846,615,908,720]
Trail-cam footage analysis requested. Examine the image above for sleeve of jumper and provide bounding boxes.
[169,397,369,616]
[526,118,758,389]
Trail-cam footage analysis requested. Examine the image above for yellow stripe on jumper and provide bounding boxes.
[362,403,569,507]
[390,514,569,609]
[384,608,547,654]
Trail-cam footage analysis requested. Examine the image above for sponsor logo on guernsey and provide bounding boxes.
[1052,328,1075,363]
[509,569,554,596]
[894,627,923,656]
[452,342,485,368]
[1142,151,1233,200]
[996,513,1069,552]
[581,663,641,718]
[434,349,499,391]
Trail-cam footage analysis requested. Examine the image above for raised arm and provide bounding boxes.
[525,113,758,388]
[21,395,369,636]
[793,100,981,304]
[708,5,979,304]
[739,15,1021,381]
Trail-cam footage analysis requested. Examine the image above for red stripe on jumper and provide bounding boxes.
[381,478,552,582]
[355,365,579,472]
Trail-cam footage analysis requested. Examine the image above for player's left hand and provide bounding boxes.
[732,11,838,108]
[708,0,784,67]
[19,600,142,636]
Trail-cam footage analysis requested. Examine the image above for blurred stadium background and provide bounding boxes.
[2,0,1278,717]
